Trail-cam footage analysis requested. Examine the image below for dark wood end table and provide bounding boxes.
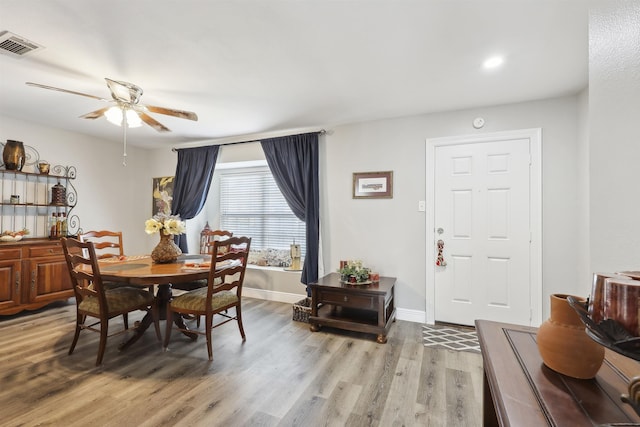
[476,319,640,426]
[309,272,396,343]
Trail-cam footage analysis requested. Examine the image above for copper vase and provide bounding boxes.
[537,294,605,379]
[2,140,26,171]
[151,233,182,264]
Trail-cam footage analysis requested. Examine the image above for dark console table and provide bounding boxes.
[309,273,396,343]
[476,319,640,426]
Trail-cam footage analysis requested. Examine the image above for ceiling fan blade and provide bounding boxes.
[144,105,198,121]
[138,112,171,132]
[80,107,110,120]
[26,82,110,102]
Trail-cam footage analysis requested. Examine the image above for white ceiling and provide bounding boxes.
[0,0,588,149]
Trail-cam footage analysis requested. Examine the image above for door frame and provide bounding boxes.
[425,128,542,326]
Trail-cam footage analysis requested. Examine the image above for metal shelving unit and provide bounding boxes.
[0,165,79,237]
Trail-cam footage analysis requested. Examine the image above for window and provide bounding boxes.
[219,166,306,262]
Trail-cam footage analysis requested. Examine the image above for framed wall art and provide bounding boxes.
[352,171,393,199]
[152,176,174,216]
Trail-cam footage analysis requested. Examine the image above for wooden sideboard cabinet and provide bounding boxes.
[476,319,640,426]
[0,238,73,315]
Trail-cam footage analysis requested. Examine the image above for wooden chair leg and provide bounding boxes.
[236,305,246,341]
[68,313,82,355]
[96,322,108,366]
[205,314,213,361]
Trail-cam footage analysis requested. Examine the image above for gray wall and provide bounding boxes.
[0,115,152,252]
[148,94,588,322]
[1,89,589,323]
[3,3,637,324]
[589,1,640,274]
[322,95,587,321]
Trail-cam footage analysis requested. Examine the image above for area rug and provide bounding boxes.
[422,324,481,353]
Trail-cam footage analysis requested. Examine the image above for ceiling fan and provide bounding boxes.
[26,78,198,165]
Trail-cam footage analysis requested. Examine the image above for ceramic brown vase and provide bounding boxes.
[151,233,182,263]
[2,140,26,171]
[537,293,605,379]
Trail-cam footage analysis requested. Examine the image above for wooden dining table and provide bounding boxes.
[97,254,212,349]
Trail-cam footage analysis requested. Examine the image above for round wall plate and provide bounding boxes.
[473,117,485,129]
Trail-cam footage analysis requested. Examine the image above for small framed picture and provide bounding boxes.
[352,171,393,199]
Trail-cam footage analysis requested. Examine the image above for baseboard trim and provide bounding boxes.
[244,287,426,324]
[395,307,426,324]
[243,287,306,304]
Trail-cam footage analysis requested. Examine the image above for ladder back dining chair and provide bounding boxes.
[164,236,251,361]
[79,229,138,328]
[173,228,234,293]
[61,237,161,366]
[200,227,233,255]
[78,230,124,259]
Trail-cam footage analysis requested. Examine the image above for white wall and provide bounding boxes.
[157,95,587,322]
[576,88,591,291]
[323,95,586,322]
[145,141,307,302]
[589,1,640,274]
[2,91,589,322]
[5,1,638,325]
[0,115,152,254]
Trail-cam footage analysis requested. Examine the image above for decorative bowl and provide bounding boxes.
[0,234,23,242]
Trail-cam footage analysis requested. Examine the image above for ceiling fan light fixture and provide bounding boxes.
[105,106,142,128]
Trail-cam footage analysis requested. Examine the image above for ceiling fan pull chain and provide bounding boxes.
[122,109,128,166]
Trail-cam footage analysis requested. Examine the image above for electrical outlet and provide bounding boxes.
[418,200,426,212]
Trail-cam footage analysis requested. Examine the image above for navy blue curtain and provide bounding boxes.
[260,133,319,292]
[171,145,220,252]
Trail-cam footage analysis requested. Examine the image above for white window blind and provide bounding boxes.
[220,167,306,256]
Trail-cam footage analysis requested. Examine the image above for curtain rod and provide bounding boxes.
[172,129,326,152]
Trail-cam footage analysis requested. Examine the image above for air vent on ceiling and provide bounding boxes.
[0,31,44,58]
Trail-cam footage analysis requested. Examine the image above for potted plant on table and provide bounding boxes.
[338,260,370,284]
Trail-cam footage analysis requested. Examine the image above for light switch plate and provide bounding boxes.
[418,200,426,211]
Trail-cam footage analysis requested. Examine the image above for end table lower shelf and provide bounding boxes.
[308,273,396,343]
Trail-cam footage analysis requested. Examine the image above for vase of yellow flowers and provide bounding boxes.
[145,214,186,263]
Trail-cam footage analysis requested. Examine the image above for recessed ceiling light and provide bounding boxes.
[483,56,504,69]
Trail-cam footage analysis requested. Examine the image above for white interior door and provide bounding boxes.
[428,130,541,326]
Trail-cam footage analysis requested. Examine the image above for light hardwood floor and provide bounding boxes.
[0,297,483,427]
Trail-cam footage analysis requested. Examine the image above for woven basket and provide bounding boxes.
[292,297,313,323]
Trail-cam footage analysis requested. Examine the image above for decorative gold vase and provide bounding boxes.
[537,294,605,379]
[2,140,26,171]
[151,233,182,264]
